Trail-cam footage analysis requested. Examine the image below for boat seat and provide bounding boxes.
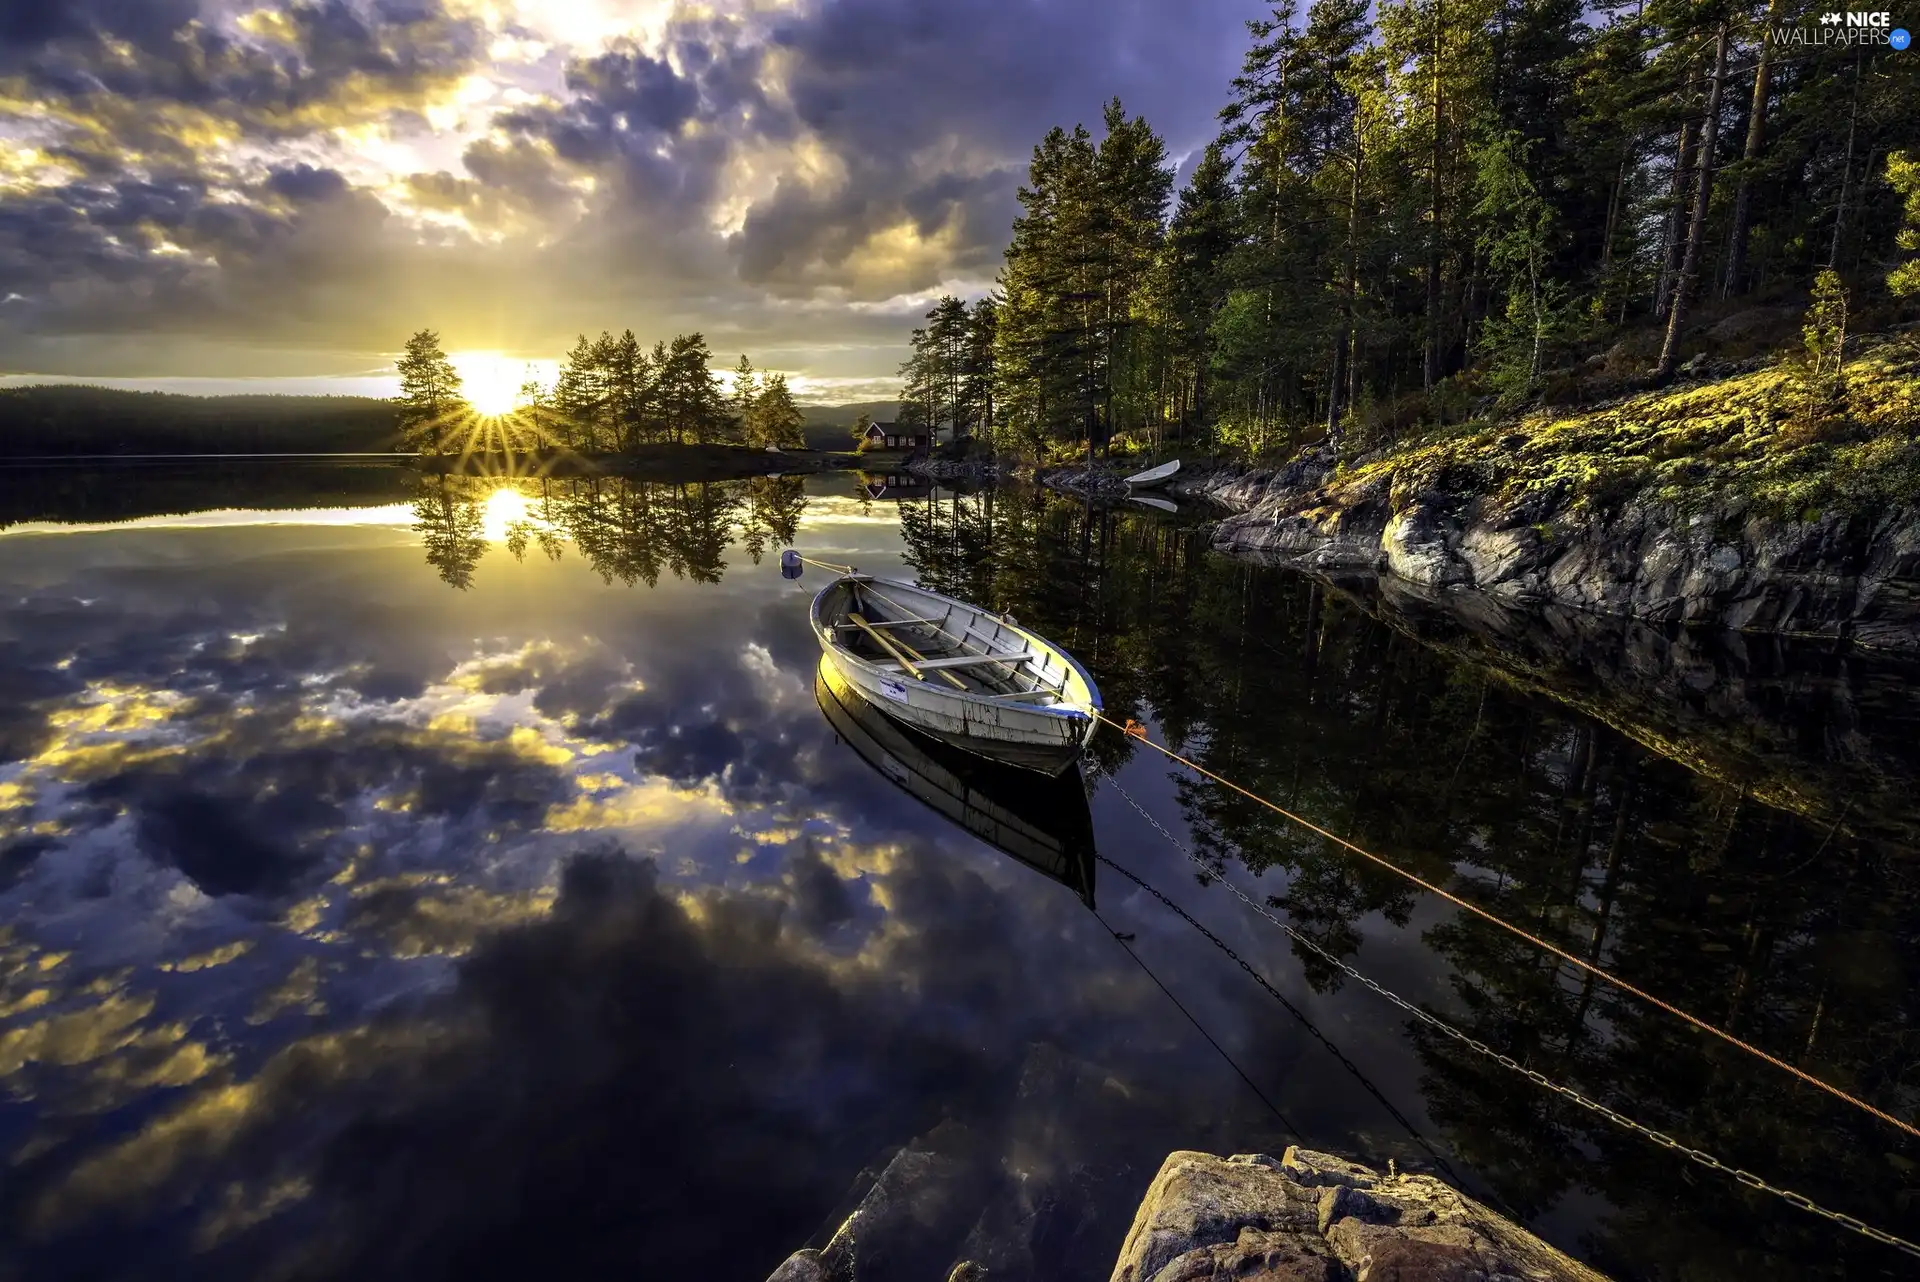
[878,651,1038,672]
[978,688,1065,704]
[836,616,942,630]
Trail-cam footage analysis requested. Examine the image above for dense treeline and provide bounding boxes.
[0,387,402,457]
[398,328,808,455]
[905,2,1918,460]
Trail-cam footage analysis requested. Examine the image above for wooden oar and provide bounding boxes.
[848,612,968,690]
[855,580,1035,685]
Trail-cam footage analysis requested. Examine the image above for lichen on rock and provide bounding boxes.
[1108,1149,1610,1282]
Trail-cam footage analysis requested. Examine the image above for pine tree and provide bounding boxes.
[754,374,807,449]
[605,329,646,451]
[1795,267,1849,423]
[1155,144,1237,442]
[660,333,727,444]
[1091,99,1174,452]
[1473,130,1570,403]
[960,297,999,444]
[396,329,464,453]
[925,295,970,434]
[731,355,761,443]
[553,335,597,451]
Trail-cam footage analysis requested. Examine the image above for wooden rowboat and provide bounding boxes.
[1124,458,1180,488]
[816,658,1096,907]
[808,572,1101,775]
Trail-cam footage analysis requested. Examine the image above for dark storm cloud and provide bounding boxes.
[20,839,1239,1281]
[720,0,1251,296]
[265,164,351,202]
[3,0,483,129]
[0,0,201,67]
[0,0,1250,376]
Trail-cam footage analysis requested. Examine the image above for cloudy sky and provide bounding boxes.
[0,0,1250,401]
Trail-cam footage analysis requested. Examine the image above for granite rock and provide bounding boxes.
[1108,1149,1610,1282]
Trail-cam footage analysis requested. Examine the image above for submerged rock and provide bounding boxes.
[1109,1149,1610,1282]
[763,1121,997,1282]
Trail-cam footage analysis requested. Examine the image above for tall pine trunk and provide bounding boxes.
[1654,115,1698,319]
[1600,150,1625,286]
[1828,53,1862,269]
[1723,0,1778,297]
[1329,155,1362,442]
[1424,0,1445,389]
[1656,23,1729,381]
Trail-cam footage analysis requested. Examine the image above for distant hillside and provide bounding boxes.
[0,384,897,457]
[799,400,899,450]
[0,385,404,457]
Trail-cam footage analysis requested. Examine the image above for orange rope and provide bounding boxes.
[1092,710,1920,1142]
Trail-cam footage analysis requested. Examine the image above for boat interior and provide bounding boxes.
[819,577,1077,706]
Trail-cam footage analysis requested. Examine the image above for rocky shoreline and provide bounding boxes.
[1020,446,1920,651]
[766,1146,1609,1281]
[1200,448,1920,650]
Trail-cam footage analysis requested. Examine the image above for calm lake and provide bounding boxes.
[1,464,1915,1281]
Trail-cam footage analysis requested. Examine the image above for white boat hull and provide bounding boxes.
[815,659,1097,906]
[809,576,1100,774]
[1124,458,1180,488]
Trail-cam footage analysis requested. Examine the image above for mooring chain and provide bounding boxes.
[1080,826,1474,1195]
[1093,710,1920,1145]
[1095,771,1920,1261]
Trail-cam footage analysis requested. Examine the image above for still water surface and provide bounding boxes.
[0,466,1916,1281]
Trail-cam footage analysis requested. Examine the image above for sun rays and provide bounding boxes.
[448,352,543,417]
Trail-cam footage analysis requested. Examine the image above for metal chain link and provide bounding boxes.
[1094,769,1920,1260]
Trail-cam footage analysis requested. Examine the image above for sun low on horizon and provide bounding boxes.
[450,352,556,417]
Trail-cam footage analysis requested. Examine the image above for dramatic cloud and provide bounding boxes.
[0,0,1250,389]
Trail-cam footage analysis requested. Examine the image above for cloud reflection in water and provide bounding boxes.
[0,486,1289,1282]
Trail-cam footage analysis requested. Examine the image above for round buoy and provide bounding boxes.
[780,549,803,580]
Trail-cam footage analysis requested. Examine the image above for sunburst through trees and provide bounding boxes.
[395,328,812,463]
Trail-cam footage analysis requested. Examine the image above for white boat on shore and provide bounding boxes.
[800,563,1101,775]
[1124,458,1180,489]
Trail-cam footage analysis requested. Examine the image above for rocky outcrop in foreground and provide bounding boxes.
[1111,1149,1608,1282]
[766,1146,1608,1282]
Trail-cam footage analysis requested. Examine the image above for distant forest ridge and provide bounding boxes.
[0,384,403,456]
[0,383,897,457]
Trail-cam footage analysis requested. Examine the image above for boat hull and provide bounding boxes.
[1124,458,1180,489]
[815,660,1096,907]
[808,575,1100,776]
[820,648,1091,774]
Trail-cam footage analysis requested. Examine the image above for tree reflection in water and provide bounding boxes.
[410,473,808,589]
[893,483,1920,1281]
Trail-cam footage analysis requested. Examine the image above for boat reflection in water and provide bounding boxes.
[815,657,1097,909]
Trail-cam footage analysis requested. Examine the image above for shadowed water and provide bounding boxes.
[0,465,1915,1281]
